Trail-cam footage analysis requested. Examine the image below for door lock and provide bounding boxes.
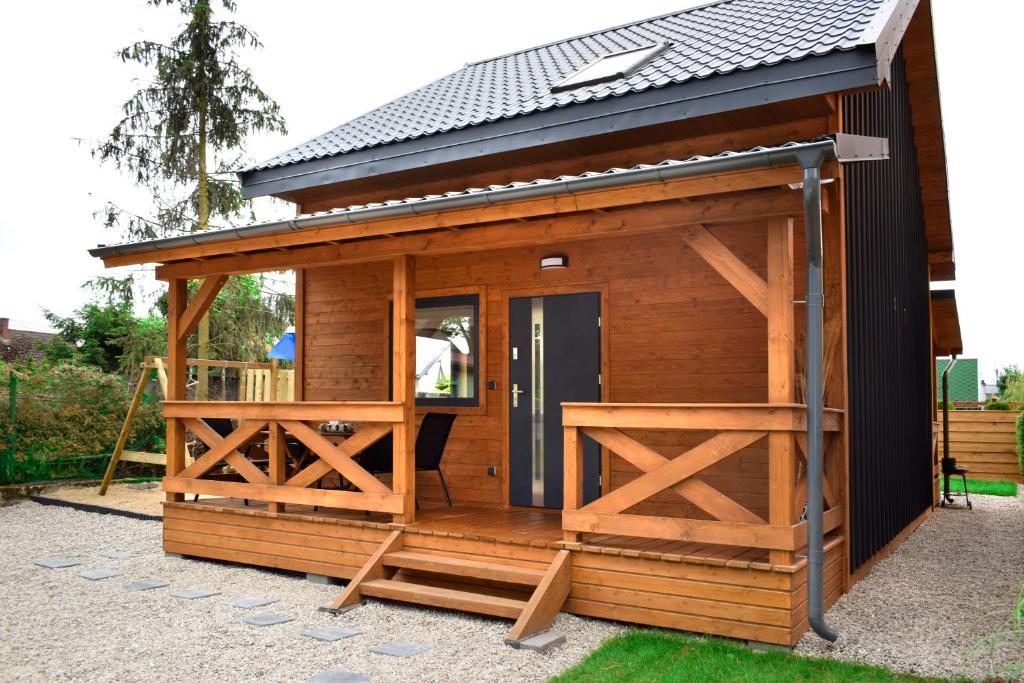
[511,383,525,408]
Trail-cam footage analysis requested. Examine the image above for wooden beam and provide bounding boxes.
[328,530,404,611]
[109,167,805,270]
[562,426,584,543]
[584,427,765,524]
[294,269,305,401]
[581,431,766,515]
[281,420,392,494]
[561,403,843,432]
[154,190,804,279]
[392,254,416,524]
[506,550,572,643]
[99,366,151,495]
[162,477,405,512]
[563,510,801,551]
[177,275,228,341]
[766,217,797,564]
[681,224,768,316]
[165,279,187,503]
[178,418,267,481]
[163,400,404,422]
[268,422,286,513]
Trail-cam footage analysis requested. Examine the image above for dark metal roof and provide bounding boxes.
[242,0,910,198]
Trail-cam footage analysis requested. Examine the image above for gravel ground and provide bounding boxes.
[796,489,1024,680]
[0,501,623,683]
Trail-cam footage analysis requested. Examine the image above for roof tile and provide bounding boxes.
[248,0,888,172]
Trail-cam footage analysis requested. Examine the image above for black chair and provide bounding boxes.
[321,412,457,507]
[940,457,972,509]
[413,413,457,506]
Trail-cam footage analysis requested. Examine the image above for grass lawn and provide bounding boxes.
[943,477,1018,496]
[552,631,958,683]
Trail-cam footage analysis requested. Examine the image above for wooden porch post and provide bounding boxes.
[767,217,796,564]
[392,255,416,524]
[267,421,286,513]
[165,279,188,503]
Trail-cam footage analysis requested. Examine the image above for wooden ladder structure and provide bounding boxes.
[324,530,572,644]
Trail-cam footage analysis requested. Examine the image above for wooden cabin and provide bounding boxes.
[91,0,962,647]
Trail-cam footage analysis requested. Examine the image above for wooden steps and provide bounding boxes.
[359,578,527,618]
[381,550,546,586]
[327,531,572,644]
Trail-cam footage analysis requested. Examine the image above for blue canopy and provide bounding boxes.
[267,331,295,361]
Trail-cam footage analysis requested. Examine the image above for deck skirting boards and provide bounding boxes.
[163,502,842,646]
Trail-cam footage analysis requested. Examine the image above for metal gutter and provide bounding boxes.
[940,355,957,502]
[91,135,882,260]
[239,50,880,199]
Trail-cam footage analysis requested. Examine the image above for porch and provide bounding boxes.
[158,397,844,646]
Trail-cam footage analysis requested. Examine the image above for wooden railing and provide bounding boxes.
[162,401,406,514]
[561,403,844,557]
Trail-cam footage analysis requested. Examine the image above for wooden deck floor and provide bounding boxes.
[191,498,780,570]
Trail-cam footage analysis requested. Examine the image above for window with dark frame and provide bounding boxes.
[390,294,480,407]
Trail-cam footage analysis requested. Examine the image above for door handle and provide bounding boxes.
[511,384,525,408]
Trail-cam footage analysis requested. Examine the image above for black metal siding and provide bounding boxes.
[843,47,933,572]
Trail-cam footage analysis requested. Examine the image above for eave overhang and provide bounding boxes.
[930,288,963,356]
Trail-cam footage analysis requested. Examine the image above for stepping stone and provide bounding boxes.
[242,612,293,626]
[171,589,220,600]
[302,626,361,642]
[513,629,566,653]
[78,569,122,581]
[232,596,278,609]
[100,550,137,560]
[370,640,432,657]
[306,672,369,683]
[34,558,80,569]
[126,580,170,591]
[306,573,343,585]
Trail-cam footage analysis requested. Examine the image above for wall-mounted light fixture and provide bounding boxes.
[540,254,569,270]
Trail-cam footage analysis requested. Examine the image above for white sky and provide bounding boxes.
[0,1,1020,381]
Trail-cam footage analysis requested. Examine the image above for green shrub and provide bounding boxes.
[984,401,1011,410]
[1016,412,1024,481]
[937,400,956,411]
[0,362,164,462]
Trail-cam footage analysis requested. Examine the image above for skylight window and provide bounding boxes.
[551,43,666,93]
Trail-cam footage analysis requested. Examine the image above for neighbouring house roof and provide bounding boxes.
[240,0,916,198]
[0,324,56,363]
[936,357,978,403]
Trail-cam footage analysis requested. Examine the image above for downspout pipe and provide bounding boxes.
[796,147,840,643]
[941,355,958,500]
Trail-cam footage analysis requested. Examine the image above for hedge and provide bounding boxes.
[1016,412,1024,481]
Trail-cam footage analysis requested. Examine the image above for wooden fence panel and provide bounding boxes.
[938,411,1021,483]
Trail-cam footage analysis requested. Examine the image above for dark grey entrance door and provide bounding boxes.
[509,292,601,508]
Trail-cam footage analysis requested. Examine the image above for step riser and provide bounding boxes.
[382,551,545,586]
[359,579,526,619]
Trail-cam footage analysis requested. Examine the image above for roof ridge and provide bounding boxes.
[463,0,736,67]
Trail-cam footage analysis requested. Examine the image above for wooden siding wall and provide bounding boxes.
[303,224,809,514]
[938,411,1022,483]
